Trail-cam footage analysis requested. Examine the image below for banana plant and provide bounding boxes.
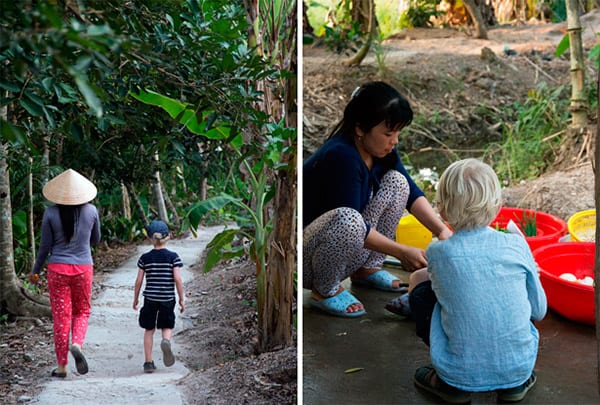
[131,88,278,277]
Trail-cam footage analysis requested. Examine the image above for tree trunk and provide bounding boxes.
[162,182,181,229]
[27,157,36,272]
[0,143,51,317]
[245,0,296,353]
[463,0,489,39]
[153,152,169,223]
[566,0,588,128]
[261,1,297,352]
[125,182,149,226]
[263,153,296,351]
[42,135,50,182]
[201,177,208,201]
[343,0,377,67]
[121,182,131,220]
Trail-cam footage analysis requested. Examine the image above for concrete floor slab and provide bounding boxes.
[303,268,599,404]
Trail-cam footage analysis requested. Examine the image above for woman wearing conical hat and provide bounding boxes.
[29,169,101,378]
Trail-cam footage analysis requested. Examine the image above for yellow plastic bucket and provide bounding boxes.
[396,214,432,249]
[567,209,596,242]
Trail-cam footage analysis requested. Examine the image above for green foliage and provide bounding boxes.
[550,0,567,22]
[554,34,570,57]
[11,210,32,275]
[374,33,388,75]
[186,155,274,273]
[102,217,144,242]
[21,279,42,295]
[185,196,242,235]
[399,0,444,29]
[322,21,364,55]
[2,0,276,252]
[485,83,569,183]
[202,228,247,272]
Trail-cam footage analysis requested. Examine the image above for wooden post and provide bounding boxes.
[595,60,600,396]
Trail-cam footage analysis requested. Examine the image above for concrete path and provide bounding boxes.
[303,267,599,404]
[32,226,224,405]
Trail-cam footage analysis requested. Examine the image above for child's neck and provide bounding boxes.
[153,242,167,249]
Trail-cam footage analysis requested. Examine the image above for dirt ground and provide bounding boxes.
[176,256,297,404]
[0,240,296,405]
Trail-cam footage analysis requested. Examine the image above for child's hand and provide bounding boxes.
[179,299,185,313]
[133,298,138,311]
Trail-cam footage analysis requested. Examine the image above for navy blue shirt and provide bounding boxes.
[137,248,183,302]
[303,134,424,230]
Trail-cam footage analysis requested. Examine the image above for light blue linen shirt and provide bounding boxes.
[426,226,547,392]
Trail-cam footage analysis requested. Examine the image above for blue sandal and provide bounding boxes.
[385,292,412,317]
[310,290,366,318]
[351,270,408,292]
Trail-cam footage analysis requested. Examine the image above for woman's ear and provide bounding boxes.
[355,125,364,138]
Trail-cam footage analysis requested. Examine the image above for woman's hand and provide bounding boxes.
[396,246,428,272]
[28,273,40,284]
[437,227,453,241]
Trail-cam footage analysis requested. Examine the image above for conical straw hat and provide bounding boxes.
[42,169,97,205]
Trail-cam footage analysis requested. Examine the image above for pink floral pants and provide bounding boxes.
[47,268,93,366]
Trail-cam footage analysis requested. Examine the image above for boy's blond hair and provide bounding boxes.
[436,158,501,230]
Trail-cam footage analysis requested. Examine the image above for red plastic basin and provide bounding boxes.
[491,207,568,252]
[533,242,595,325]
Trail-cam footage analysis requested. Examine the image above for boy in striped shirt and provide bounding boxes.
[133,220,185,373]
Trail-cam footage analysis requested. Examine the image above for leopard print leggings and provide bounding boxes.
[303,170,410,297]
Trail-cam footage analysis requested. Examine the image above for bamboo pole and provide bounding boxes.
[566,0,588,127]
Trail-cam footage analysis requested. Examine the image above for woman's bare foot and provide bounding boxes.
[351,267,404,290]
[311,286,364,314]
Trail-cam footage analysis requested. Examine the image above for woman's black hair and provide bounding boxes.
[58,204,83,243]
[328,81,413,140]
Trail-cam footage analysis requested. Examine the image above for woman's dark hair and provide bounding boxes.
[328,81,413,140]
[58,204,83,243]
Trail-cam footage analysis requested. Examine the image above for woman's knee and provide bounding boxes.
[331,207,366,233]
[382,170,409,193]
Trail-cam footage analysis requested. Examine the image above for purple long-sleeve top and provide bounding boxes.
[32,203,101,274]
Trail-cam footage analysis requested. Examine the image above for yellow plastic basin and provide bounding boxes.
[396,214,432,249]
[568,209,596,242]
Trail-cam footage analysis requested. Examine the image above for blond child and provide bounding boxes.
[133,220,185,373]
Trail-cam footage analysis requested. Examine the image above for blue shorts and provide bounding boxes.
[138,298,176,330]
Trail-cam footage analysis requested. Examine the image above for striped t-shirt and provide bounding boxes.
[137,248,183,302]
